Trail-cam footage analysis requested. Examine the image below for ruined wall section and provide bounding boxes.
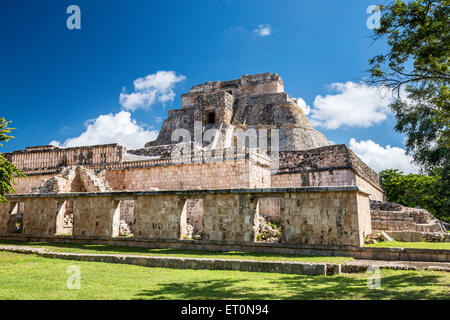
[272,145,384,200]
[104,158,270,191]
[370,201,446,240]
[181,72,284,108]
[147,108,196,147]
[347,148,382,192]
[9,144,126,175]
[280,190,371,247]
[30,166,112,194]
[14,174,60,194]
[148,72,330,151]
[2,187,373,247]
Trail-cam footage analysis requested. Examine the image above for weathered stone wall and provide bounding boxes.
[134,195,183,239]
[9,144,126,174]
[280,191,370,247]
[120,200,135,225]
[104,159,270,191]
[73,196,115,237]
[185,198,203,235]
[2,187,372,247]
[0,202,9,235]
[258,198,281,220]
[14,174,56,193]
[357,193,372,242]
[272,145,384,200]
[150,72,330,151]
[272,169,354,188]
[22,198,58,235]
[202,193,258,242]
[10,144,383,202]
[181,73,284,108]
[370,202,444,234]
[354,175,384,201]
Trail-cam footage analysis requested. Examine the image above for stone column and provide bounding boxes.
[22,198,58,235]
[202,193,257,242]
[73,196,115,237]
[134,195,184,239]
[0,202,10,235]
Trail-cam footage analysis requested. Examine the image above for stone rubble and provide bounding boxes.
[32,166,112,193]
[257,216,281,243]
[119,220,133,237]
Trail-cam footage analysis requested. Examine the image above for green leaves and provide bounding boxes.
[0,118,16,147]
[380,168,449,222]
[0,117,25,202]
[368,1,449,199]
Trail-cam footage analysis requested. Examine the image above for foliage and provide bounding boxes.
[368,0,449,175]
[365,240,450,249]
[0,117,25,202]
[379,169,449,222]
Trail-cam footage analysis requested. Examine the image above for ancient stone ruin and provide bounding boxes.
[369,201,448,242]
[1,72,447,248]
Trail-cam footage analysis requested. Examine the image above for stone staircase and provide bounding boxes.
[370,201,448,242]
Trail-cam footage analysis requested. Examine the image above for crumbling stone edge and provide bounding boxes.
[2,245,449,275]
[0,245,336,276]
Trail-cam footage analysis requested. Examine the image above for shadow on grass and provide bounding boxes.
[0,240,344,261]
[133,273,447,300]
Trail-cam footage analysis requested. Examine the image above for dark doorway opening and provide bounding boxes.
[207,111,215,124]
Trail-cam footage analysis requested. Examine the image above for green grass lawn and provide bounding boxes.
[365,241,450,250]
[0,240,352,263]
[0,251,448,300]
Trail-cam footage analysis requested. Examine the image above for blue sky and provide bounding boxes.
[0,0,418,172]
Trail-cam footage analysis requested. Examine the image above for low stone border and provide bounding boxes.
[342,259,450,273]
[2,245,448,275]
[1,234,448,262]
[0,245,338,276]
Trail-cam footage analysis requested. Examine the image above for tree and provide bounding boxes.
[379,169,449,222]
[0,118,25,202]
[368,0,449,175]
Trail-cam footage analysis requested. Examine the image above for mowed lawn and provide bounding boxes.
[0,240,352,264]
[0,251,449,300]
[365,241,450,250]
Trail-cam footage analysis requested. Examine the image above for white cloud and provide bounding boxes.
[309,82,394,129]
[295,97,311,115]
[119,70,186,111]
[349,138,420,174]
[224,25,245,37]
[50,111,158,150]
[253,24,272,36]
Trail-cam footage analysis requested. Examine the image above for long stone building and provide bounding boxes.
[2,72,446,249]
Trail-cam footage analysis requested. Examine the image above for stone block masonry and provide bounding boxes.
[369,200,448,242]
[1,187,372,247]
[0,245,336,276]
[7,144,126,174]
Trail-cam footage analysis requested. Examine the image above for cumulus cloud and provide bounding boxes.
[253,24,272,36]
[119,71,186,111]
[309,82,394,129]
[349,138,419,174]
[50,111,158,150]
[295,97,311,115]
